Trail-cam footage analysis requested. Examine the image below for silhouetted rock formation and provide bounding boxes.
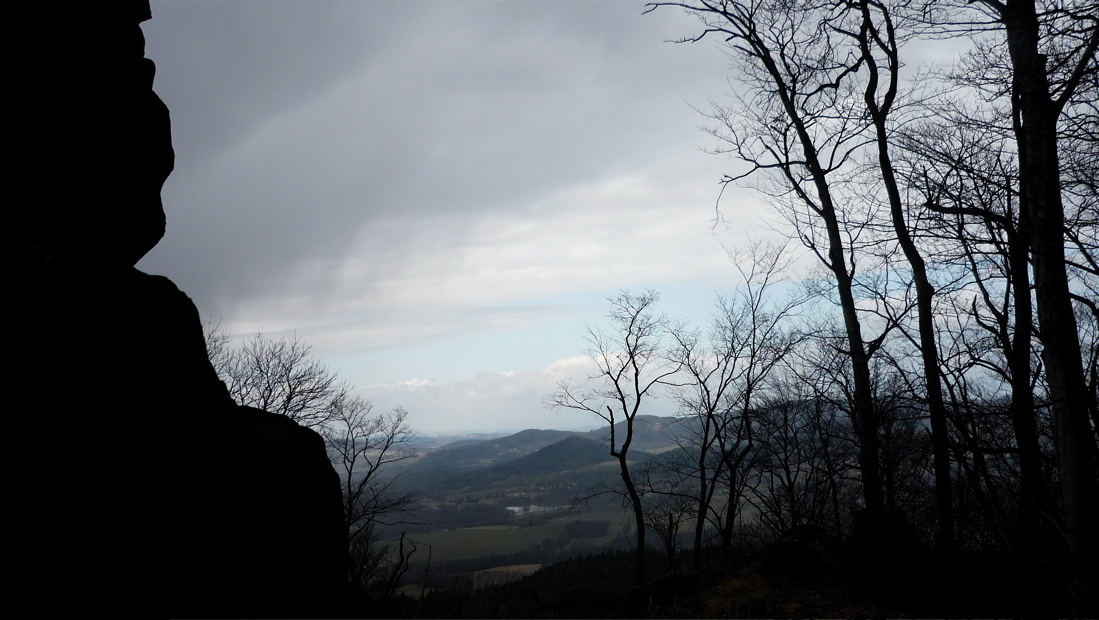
[14,3,169,268]
[13,2,351,616]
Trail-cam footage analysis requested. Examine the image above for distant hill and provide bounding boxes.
[580,415,681,453]
[410,416,678,474]
[403,433,664,501]
[410,428,579,472]
[488,435,615,478]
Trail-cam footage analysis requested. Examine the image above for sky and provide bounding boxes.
[139,0,791,433]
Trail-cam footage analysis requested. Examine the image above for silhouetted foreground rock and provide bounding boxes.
[13,2,352,616]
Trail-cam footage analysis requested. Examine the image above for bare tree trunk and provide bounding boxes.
[1004,208,1054,549]
[718,441,752,563]
[653,0,888,532]
[830,222,885,519]
[856,0,954,548]
[547,291,675,585]
[759,36,886,519]
[996,0,1099,604]
[664,512,679,573]
[691,420,713,571]
[619,451,647,583]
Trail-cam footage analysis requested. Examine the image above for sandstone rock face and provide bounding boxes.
[13,2,351,615]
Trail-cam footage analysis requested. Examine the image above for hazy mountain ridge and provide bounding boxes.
[411,415,679,473]
[577,414,684,453]
[396,416,677,498]
[489,435,615,478]
[411,428,579,472]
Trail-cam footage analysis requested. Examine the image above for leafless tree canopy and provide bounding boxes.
[631,0,1097,603]
[546,290,681,583]
[206,327,347,428]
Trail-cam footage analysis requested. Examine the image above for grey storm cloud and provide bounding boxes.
[133,1,803,433]
[140,1,737,316]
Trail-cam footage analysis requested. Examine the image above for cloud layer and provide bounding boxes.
[139,1,776,432]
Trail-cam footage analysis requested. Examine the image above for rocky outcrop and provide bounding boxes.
[13,2,352,616]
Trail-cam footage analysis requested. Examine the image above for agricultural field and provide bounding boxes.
[468,564,542,588]
[399,509,632,564]
[373,424,671,591]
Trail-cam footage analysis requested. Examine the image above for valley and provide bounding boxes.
[374,416,680,590]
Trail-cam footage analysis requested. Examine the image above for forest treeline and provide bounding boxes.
[546,0,1098,613]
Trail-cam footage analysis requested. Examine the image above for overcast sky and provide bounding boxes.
[139,0,789,433]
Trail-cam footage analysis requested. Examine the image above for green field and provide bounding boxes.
[398,509,632,564]
[468,564,542,587]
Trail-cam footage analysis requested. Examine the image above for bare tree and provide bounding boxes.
[844,0,956,549]
[545,290,680,583]
[324,398,419,598]
[348,528,417,603]
[909,0,1098,590]
[898,112,1058,548]
[203,319,233,381]
[649,0,897,530]
[748,396,836,538]
[324,400,418,543]
[636,453,697,573]
[667,240,804,567]
[212,329,347,429]
[977,2,1099,596]
[755,344,862,539]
